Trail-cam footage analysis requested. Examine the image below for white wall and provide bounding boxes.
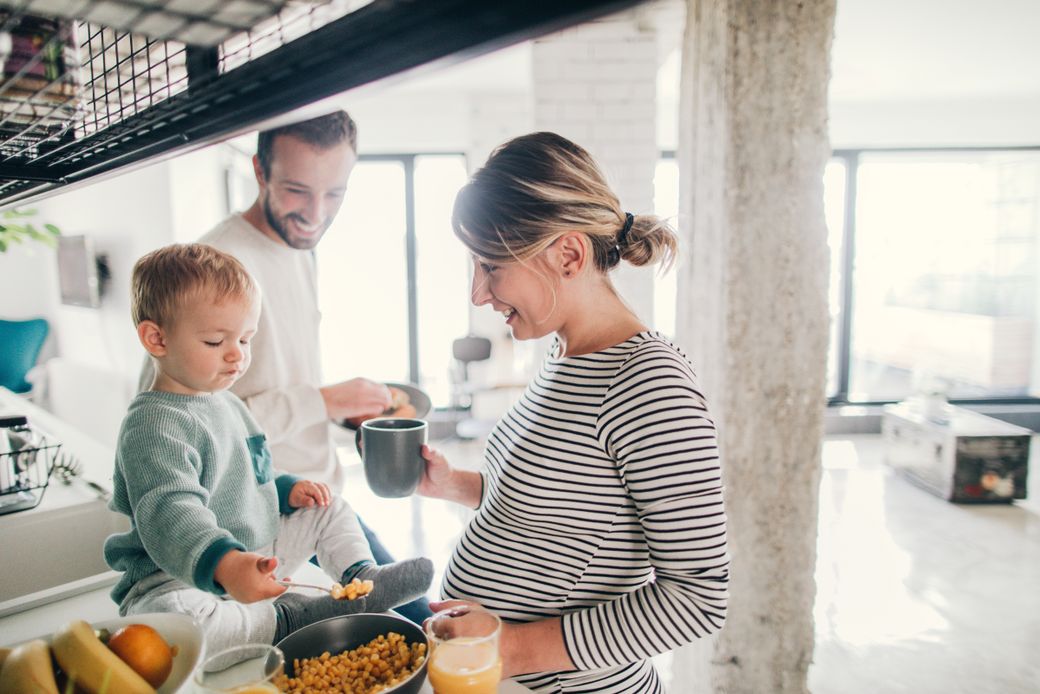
[0,145,228,445]
[829,97,1040,149]
[532,13,662,330]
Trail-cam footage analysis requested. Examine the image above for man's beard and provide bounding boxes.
[262,194,327,250]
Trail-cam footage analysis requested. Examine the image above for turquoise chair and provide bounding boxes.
[0,318,49,394]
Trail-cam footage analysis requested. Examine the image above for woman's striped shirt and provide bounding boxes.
[441,332,730,694]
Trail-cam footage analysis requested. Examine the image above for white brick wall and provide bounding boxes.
[532,10,661,324]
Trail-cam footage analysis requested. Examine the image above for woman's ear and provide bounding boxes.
[558,232,589,278]
[138,320,167,357]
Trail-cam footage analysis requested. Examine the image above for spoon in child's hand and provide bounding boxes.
[275,579,336,595]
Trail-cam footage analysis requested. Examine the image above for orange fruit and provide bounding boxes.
[106,624,176,689]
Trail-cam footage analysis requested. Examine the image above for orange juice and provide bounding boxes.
[427,639,502,694]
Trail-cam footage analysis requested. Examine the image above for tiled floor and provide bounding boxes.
[338,433,1040,693]
[809,434,1040,694]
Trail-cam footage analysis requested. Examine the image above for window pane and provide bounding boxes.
[653,158,679,338]
[849,151,1040,401]
[415,155,470,408]
[824,159,848,398]
[318,161,410,384]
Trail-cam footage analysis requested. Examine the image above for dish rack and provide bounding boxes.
[0,414,61,516]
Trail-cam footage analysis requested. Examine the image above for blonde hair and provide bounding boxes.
[451,132,678,274]
[131,243,259,328]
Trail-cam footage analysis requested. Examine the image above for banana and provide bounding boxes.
[0,646,11,671]
[51,620,157,694]
[0,639,60,694]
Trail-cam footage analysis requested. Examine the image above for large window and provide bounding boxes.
[317,154,469,408]
[826,148,1040,404]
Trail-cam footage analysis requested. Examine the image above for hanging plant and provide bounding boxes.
[0,208,61,253]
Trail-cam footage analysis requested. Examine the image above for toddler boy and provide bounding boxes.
[104,243,432,653]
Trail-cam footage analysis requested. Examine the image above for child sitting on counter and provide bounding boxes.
[104,243,433,654]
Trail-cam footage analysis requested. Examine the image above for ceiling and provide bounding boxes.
[0,0,646,207]
[370,0,1040,104]
[829,0,1040,102]
[3,0,1035,207]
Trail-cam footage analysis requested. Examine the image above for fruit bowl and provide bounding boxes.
[276,613,428,694]
[31,613,206,694]
[96,614,205,693]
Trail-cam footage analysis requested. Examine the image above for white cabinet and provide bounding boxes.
[0,387,130,607]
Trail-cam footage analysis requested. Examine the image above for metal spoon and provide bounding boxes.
[276,579,337,595]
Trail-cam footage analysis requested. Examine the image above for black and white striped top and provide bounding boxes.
[441,332,729,694]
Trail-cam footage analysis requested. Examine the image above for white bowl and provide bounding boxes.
[34,613,205,694]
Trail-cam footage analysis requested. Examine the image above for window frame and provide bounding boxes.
[827,145,1040,408]
[356,152,467,390]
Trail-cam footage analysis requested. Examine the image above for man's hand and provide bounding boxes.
[320,378,393,420]
[214,550,286,604]
[290,479,332,508]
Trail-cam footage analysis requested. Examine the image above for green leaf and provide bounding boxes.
[0,208,61,253]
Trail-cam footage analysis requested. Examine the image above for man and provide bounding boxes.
[140,110,432,623]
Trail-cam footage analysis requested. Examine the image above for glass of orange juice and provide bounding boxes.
[194,643,285,694]
[425,605,503,694]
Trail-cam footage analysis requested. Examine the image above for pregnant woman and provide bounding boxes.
[419,132,730,694]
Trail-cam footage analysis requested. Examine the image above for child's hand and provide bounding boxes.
[289,479,332,508]
[214,550,286,604]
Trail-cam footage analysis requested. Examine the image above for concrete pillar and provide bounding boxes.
[672,0,835,692]
[532,12,659,325]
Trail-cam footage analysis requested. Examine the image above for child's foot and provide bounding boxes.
[347,558,434,614]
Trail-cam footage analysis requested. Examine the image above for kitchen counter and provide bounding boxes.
[0,576,532,694]
[0,386,130,607]
[0,574,121,646]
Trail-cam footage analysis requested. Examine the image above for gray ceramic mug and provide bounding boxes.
[357,418,427,498]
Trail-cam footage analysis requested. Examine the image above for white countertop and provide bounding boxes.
[0,576,531,694]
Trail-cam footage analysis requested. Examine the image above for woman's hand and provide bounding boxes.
[418,445,455,497]
[418,445,483,508]
[426,600,575,679]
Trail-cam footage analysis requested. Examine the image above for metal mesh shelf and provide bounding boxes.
[0,0,641,208]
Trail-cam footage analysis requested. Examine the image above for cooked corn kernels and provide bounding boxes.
[330,577,375,600]
[275,632,426,694]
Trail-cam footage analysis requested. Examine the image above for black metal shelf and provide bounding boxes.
[0,0,643,209]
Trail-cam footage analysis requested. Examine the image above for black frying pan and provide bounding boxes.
[276,613,429,694]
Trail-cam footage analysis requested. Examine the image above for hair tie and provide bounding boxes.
[618,212,634,247]
[608,213,634,267]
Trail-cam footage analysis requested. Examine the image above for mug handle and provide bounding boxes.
[355,427,363,457]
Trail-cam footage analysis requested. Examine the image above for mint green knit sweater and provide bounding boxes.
[104,390,300,604]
